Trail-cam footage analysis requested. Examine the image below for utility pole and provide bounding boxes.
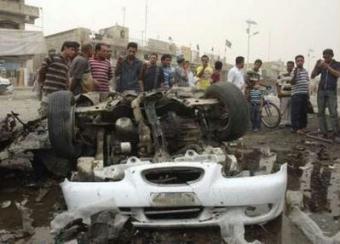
[307,49,314,72]
[144,0,148,45]
[267,31,271,61]
[122,7,126,26]
[246,19,259,68]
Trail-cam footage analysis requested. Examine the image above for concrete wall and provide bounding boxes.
[45,28,92,52]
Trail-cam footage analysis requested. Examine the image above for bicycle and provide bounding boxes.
[261,87,281,128]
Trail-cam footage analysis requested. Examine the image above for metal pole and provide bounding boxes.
[144,0,148,44]
[247,34,250,68]
[224,46,227,64]
[267,31,271,61]
[122,7,126,26]
[246,23,251,68]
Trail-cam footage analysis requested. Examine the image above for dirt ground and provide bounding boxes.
[1,88,339,243]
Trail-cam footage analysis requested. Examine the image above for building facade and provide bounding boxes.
[0,0,45,86]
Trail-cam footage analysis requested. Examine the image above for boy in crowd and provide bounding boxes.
[139,53,164,92]
[291,55,310,135]
[161,54,174,90]
[249,79,263,132]
[211,61,223,83]
[277,61,294,127]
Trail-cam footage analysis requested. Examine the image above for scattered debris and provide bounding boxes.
[35,187,50,203]
[286,191,340,244]
[0,229,25,243]
[15,200,34,235]
[1,200,11,209]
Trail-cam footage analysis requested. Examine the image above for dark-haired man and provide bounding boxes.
[161,54,174,89]
[89,43,113,92]
[211,61,223,83]
[174,55,189,87]
[39,41,79,95]
[277,61,295,127]
[196,55,213,89]
[69,43,94,95]
[140,53,164,92]
[291,55,310,134]
[311,49,340,139]
[228,56,245,93]
[38,41,79,116]
[115,42,143,92]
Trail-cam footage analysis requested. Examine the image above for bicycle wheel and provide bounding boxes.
[261,101,281,128]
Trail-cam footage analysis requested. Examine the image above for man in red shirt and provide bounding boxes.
[89,43,113,92]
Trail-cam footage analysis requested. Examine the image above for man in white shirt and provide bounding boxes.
[228,56,245,93]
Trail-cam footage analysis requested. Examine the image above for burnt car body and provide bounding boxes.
[47,82,286,242]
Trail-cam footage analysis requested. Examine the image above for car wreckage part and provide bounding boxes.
[48,91,80,159]
[61,160,287,228]
[205,82,249,141]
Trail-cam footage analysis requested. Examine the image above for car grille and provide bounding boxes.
[143,167,204,185]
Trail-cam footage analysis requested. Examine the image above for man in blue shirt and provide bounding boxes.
[161,54,174,90]
[311,49,340,139]
[115,42,143,92]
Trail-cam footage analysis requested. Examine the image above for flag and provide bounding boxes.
[225,39,232,48]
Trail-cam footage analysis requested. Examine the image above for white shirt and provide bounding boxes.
[228,66,245,92]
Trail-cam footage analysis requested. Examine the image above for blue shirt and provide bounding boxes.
[249,89,262,103]
[162,65,174,89]
[316,60,340,91]
[115,57,143,92]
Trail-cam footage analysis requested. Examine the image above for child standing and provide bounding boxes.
[249,80,263,132]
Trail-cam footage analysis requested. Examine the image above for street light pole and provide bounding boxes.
[246,19,258,68]
[307,49,314,72]
[144,0,148,44]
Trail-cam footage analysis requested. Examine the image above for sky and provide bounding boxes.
[26,0,340,66]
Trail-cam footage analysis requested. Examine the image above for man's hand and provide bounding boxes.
[316,59,323,68]
[321,62,330,70]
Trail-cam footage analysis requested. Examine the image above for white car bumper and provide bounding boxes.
[61,161,287,228]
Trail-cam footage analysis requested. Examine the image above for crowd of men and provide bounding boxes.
[37,41,340,140]
[227,49,340,139]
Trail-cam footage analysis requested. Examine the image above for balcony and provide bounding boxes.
[0,1,39,22]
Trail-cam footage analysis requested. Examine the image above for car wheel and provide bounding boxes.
[48,91,80,159]
[205,82,249,141]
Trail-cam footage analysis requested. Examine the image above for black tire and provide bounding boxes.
[48,91,80,159]
[261,101,281,128]
[205,82,249,141]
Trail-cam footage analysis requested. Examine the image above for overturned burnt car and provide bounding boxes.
[47,82,287,242]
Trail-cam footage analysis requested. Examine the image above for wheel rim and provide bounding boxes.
[261,102,281,128]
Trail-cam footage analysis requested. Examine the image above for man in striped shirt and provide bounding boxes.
[291,55,310,134]
[89,43,113,92]
[38,41,79,116]
[39,41,79,95]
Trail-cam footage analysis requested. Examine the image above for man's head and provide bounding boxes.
[177,55,185,65]
[254,59,263,71]
[184,61,190,69]
[214,61,223,71]
[161,54,172,66]
[95,43,109,60]
[48,49,56,57]
[295,55,305,68]
[323,49,334,63]
[286,61,295,73]
[235,56,245,69]
[61,41,80,59]
[201,55,209,66]
[127,42,138,59]
[81,43,93,58]
[149,53,158,65]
